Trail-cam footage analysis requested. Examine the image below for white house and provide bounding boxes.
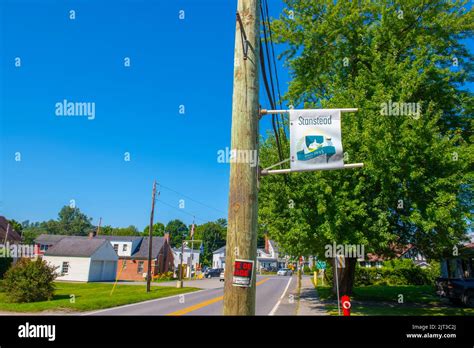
[172,246,200,277]
[212,246,226,269]
[257,237,288,271]
[43,237,118,282]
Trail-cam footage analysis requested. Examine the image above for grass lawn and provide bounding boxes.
[0,282,198,313]
[315,284,474,316]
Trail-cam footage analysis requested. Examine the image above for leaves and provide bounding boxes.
[259,0,473,261]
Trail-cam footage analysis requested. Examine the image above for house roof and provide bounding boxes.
[213,246,226,254]
[0,216,22,243]
[35,234,70,245]
[131,237,166,259]
[268,240,279,253]
[36,234,168,259]
[45,238,107,257]
[95,235,142,242]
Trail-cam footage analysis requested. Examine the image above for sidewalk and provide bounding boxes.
[296,276,328,315]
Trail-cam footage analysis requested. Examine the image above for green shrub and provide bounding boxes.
[3,258,57,303]
[322,258,438,287]
[0,257,13,279]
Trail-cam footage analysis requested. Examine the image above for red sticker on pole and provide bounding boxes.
[232,259,254,287]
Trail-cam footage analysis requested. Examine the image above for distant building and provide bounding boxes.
[212,236,289,272]
[0,216,22,244]
[257,236,288,271]
[212,246,226,269]
[43,237,118,282]
[358,244,428,268]
[172,246,200,277]
[35,233,174,281]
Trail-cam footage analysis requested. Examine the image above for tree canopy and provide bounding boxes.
[259,0,473,276]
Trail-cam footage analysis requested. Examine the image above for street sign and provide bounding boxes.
[290,109,344,171]
[316,260,326,270]
[232,259,254,287]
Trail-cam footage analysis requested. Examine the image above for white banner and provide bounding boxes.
[290,109,344,170]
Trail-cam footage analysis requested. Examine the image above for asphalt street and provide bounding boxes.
[86,275,298,316]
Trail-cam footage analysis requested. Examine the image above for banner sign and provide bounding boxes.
[290,109,344,170]
[232,259,254,287]
[316,261,326,270]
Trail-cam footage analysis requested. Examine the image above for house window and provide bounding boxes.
[40,244,49,251]
[137,261,144,273]
[113,244,119,252]
[122,244,128,252]
[61,262,69,275]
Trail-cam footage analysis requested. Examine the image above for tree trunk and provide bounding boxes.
[332,257,357,296]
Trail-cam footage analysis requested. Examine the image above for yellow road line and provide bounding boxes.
[167,277,270,316]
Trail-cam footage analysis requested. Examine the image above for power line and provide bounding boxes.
[264,0,287,143]
[260,2,284,165]
[156,198,208,224]
[158,183,226,215]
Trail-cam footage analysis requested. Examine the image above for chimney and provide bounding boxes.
[264,234,269,254]
[164,232,170,243]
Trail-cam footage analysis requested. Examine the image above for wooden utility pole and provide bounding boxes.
[96,217,102,236]
[223,0,260,315]
[146,180,157,293]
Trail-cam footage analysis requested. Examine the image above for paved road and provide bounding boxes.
[86,275,297,316]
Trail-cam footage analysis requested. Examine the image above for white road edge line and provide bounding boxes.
[82,289,206,316]
[268,276,292,316]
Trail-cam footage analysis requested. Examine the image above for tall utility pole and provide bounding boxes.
[146,180,157,293]
[223,0,260,315]
[96,217,102,236]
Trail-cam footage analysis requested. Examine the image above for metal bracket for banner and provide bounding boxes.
[261,163,364,176]
[259,108,363,176]
[260,108,359,115]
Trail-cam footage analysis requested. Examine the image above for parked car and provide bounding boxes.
[436,247,474,307]
[219,270,225,282]
[277,268,293,276]
[205,268,222,278]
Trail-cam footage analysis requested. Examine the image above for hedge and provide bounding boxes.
[321,259,439,286]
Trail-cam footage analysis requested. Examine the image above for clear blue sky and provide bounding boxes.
[0,1,471,231]
[0,0,289,230]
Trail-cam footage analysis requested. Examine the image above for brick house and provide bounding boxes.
[108,235,174,281]
[35,233,174,281]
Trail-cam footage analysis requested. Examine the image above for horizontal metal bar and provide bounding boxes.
[262,158,291,172]
[261,163,364,176]
[260,108,358,115]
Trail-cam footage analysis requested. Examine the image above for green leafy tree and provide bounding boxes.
[194,220,227,266]
[260,0,473,295]
[165,219,188,247]
[142,222,165,236]
[56,206,93,235]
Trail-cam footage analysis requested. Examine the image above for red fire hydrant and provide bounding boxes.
[341,295,351,316]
